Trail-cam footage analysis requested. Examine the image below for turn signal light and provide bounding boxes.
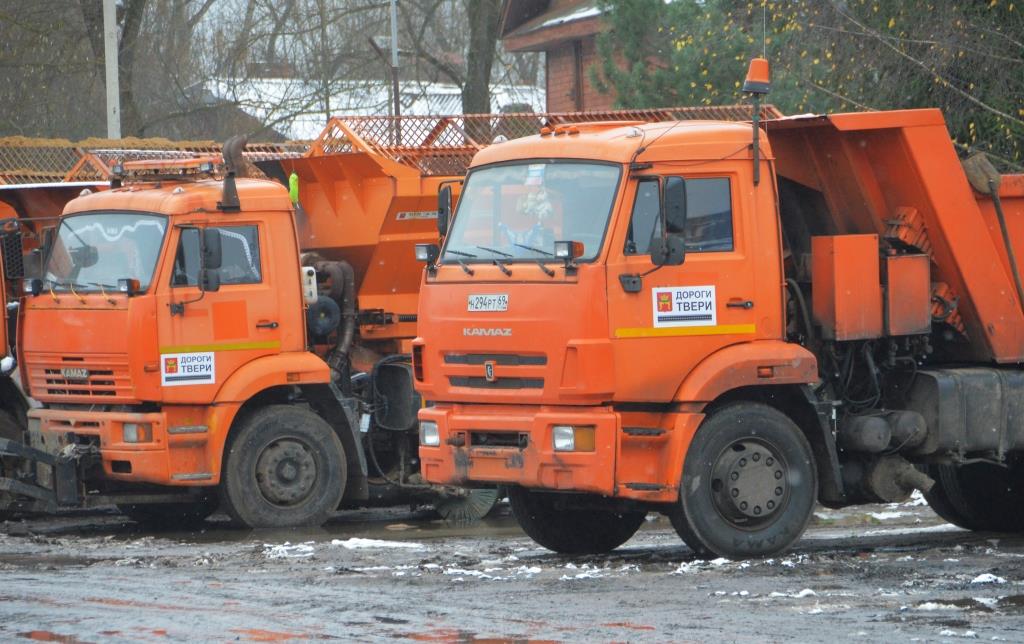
[117,278,141,296]
[123,422,153,443]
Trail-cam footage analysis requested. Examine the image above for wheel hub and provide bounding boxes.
[255,439,318,506]
[711,439,788,527]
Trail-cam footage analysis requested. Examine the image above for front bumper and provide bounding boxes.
[28,407,213,487]
[418,403,619,495]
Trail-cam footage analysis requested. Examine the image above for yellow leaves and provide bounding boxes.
[887,17,896,29]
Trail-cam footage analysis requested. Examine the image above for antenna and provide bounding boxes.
[762,2,767,59]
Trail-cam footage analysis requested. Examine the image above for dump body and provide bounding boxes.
[766,109,1024,362]
[414,107,1024,557]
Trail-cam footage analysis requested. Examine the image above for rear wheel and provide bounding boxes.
[508,486,646,554]
[118,494,219,529]
[220,405,346,528]
[670,402,816,559]
[924,461,1024,532]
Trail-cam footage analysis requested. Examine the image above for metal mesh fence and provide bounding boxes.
[311,105,783,175]
[0,139,307,184]
[0,105,781,183]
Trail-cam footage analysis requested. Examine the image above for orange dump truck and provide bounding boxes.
[413,61,1024,557]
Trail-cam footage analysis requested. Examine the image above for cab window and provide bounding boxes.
[624,177,734,254]
[171,225,262,286]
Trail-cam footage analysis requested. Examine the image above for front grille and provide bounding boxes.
[27,353,134,403]
[449,376,544,389]
[444,353,547,366]
[470,431,529,448]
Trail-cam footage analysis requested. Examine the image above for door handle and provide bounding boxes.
[256,321,279,329]
[727,300,754,309]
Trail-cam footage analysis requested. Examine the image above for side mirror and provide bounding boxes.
[651,176,687,267]
[651,236,685,266]
[663,176,687,234]
[203,228,222,270]
[437,185,452,238]
[199,268,221,292]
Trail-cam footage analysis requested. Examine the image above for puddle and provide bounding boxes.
[17,632,88,643]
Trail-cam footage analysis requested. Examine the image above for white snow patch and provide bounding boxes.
[970,573,1006,585]
[916,602,966,611]
[770,588,817,599]
[861,523,963,537]
[710,557,731,566]
[263,542,315,559]
[903,489,928,507]
[330,538,425,550]
[869,511,909,521]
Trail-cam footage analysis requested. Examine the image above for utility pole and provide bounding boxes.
[389,0,401,117]
[103,0,121,139]
[389,0,401,143]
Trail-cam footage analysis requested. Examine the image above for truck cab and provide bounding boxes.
[5,157,366,527]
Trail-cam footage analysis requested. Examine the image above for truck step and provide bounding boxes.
[623,427,666,437]
[624,482,665,491]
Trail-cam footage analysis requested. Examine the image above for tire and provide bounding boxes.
[118,495,219,529]
[508,486,646,554]
[0,408,24,475]
[220,405,346,528]
[671,402,816,559]
[924,462,1024,532]
[0,409,24,520]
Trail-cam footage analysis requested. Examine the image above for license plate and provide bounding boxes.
[468,294,508,312]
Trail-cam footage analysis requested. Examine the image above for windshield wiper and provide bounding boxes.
[512,243,553,257]
[457,259,475,276]
[492,259,512,276]
[476,245,513,258]
[445,249,478,258]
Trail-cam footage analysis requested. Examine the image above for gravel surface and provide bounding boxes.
[2,494,1023,642]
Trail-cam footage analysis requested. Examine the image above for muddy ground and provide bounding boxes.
[1,495,1022,643]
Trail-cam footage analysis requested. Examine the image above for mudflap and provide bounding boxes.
[0,437,88,513]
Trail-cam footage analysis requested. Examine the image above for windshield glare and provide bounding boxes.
[443,162,621,263]
[44,212,167,292]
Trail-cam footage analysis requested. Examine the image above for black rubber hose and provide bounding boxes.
[786,278,815,347]
[315,260,357,375]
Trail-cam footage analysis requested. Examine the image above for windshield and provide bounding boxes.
[43,212,167,292]
[443,161,621,263]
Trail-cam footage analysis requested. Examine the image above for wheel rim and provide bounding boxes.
[254,437,319,507]
[709,437,789,530]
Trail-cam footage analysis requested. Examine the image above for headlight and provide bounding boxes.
[552,425,575,451]
[419,421,440,446]
[552,425,595,452]
[123,422,153,443]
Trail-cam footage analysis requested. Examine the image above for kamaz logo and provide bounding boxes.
[462,327,512,337]
[60,367,89,380]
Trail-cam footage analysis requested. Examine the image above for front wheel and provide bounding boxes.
[508,487,646,554]
[220,405,346,528]
[671,402,816,559]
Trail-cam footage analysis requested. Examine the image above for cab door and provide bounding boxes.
[606,172,760,402]
[155,221,281,402]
